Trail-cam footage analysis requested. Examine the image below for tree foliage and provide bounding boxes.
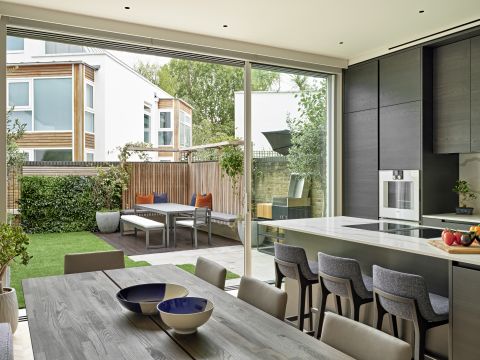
[135,60,280,144]
[7,108,26,171]
[0,223,31,291]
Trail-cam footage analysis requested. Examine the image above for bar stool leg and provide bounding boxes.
[389,314,399,338]
[308,285,313,331]
[298,284,306,331]
[413,318,427,360]
[314,288,329,339]
[334,295,342,316]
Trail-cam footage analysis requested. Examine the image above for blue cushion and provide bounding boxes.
[154,192,168,203]
[190,193,197,206]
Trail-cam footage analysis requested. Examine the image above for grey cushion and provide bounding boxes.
[373,265,449,322]
[318,252,373,300]
[238,276,288,320]
[195,257,227,290]
[0,323,13,360]
[274,243,317,281]
[321,312,411,360]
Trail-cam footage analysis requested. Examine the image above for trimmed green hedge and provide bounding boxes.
[19,176,100,233]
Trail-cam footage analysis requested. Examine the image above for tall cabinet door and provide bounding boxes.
[471,36,480,152]
[343,109,378,219]
[344,61,378,113]
[433,40,471,153]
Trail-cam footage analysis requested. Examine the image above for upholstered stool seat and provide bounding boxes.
[274,243,318,332]
[373,265,449,360]
[314,252,374,338]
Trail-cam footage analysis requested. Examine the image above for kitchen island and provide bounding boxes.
[260,216,480,360]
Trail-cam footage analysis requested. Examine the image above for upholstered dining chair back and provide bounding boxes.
[194,257,227,290]
[64,250,125,275]
[237,276,288,320]
[321,312,411,360]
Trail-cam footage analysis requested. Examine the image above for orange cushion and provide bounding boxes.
[135,193,154,204]
[195,193,212,210]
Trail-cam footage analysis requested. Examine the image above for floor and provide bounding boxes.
[97,227,239,256]
[12,245,275,359]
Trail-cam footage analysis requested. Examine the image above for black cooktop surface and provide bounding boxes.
[344,222,443,239]
[345,222,414,232]
[391,228,444,239]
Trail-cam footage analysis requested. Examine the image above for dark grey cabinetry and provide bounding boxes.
[380,48,422,107]
[344,61,378,113]
[343,109,378,219]
[451,264,480,359]
[433,40,471,153]
[380,101,421,170]
[471,36,480,152]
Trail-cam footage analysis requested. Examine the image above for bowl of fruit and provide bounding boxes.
[442,227,480,247]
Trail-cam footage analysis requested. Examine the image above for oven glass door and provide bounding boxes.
[387,181,413,210]
[379,171,420,221]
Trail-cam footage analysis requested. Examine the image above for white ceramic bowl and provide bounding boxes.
[158,297,214,334]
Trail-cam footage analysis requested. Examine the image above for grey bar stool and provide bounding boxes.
[314,252,373,339]
[373,265,449,360]
[274,243,318,332]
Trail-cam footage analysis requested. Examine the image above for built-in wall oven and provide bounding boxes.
[379,170,420,222]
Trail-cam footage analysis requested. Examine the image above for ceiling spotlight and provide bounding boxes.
[223,25,229,28]
[124,6,130,10]
[339,41,344,45]
[419,10,424,13]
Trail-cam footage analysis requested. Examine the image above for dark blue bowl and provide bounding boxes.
[158,297,214,334]
[116,283,188,315]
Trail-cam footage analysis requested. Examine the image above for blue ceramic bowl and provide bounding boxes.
[116,283,188,315]
[158,297,214,334]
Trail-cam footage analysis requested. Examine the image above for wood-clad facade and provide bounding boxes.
[7,62,96,161]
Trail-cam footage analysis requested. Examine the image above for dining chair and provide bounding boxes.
[373,265,449,360]
[315,251,373,338]
[237,276,288,320]
[320,312,411,360]
[64,250,125,274]
[274,242,318,332]
[174,207,210,248]
[194,256,227,290]
[0,323,13,360]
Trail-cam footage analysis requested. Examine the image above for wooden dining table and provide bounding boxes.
[23,264,354,360]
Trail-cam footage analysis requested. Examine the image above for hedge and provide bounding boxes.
[19,176,99,233]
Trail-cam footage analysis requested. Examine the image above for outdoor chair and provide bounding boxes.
[64,250,125,274]
[0,323,13,360]
[173,207,210,248]
[238,276,287,320]
[194,256,227,290]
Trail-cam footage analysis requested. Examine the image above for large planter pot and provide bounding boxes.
[96,211,120,233]
[0,288,18,333]
[237,221,261,247]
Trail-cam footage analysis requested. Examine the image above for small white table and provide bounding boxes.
[135,203,211,247]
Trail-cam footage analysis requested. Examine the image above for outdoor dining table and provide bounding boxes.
[135,203,211,247]
[23,264,354,360]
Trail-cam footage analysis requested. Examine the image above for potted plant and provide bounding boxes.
[453,180,477,215]
[0,223,31,333]
[93,142,151,233]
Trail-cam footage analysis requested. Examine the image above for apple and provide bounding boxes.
[443,231,455,246]
[441,228,451,241]
[460,233,475,247]
[453,231,462,245]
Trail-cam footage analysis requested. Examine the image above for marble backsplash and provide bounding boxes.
[459,153,480,212]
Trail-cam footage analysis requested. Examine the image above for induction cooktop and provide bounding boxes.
[344,222,443,239]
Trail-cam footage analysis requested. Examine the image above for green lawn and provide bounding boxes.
[10,231,149,308]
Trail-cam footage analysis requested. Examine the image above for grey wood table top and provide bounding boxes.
[23,271,191,360]
[105,265,354,360]
[136,203,196,214]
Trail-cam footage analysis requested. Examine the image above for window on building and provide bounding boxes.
[158,111,173,146]
[45,41,85,54]
[144,104,151,143]
[34,78,72,131]
[179,110,192,147]
[85,83,94,133]
[34,149,72,161]
[7,36,24,52]
[86,152,94,161]
[8,80,33,131]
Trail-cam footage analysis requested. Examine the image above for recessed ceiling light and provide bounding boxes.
[124,6,130,10]
[339,41,344,45]
[419,10,424,13]
[223,25,228,28]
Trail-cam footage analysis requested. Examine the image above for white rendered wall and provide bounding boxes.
[235,91,301,151]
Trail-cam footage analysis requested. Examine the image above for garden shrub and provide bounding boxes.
[19,176,99,233]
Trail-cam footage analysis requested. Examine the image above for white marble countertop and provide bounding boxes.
[423,213,480,224]
[259,216,480,266]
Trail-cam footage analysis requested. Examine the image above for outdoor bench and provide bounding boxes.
[120,215,165,249]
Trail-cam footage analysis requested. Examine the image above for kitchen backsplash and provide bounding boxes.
[459,153,480,211]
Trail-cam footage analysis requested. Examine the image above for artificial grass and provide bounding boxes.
[176,263,240,280]
[9,231,150,308]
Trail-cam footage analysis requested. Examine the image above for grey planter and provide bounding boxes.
[237,221,261,247]
[0,288,18,333]
[96,211,120,233]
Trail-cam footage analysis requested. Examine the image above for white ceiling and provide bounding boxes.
[3,0,480,63]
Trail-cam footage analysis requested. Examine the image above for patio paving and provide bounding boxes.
[96,227,239,256]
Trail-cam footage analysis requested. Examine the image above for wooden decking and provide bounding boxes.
[96,227,240,256]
